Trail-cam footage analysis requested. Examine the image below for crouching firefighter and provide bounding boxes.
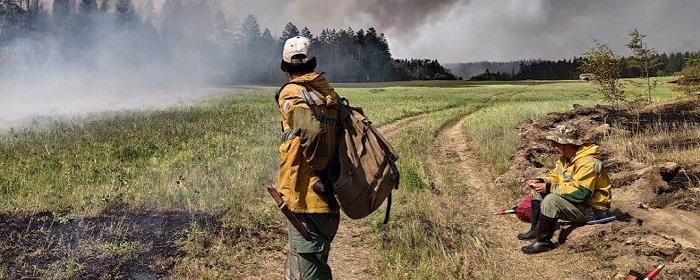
[275,36,342,279]
[519,124,613,254]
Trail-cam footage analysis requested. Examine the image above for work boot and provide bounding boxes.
[517,199,541,240]
[521,215,558,254]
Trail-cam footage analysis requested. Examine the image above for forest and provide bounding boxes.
[467,52,700,81]
[0,0,455,84]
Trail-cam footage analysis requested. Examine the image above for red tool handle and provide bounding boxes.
[642,264,664,280]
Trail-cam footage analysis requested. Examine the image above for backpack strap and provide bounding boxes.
[276,82,328,108]
[383,193,392,224]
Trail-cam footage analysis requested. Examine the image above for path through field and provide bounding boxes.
[326,116,415,279]
[258,100,606,279]
[428,116,604,279]
[330,103,602,279]
[332,103,602,279]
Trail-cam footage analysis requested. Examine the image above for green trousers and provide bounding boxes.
[285,213,340,280]
[532,192,593,223]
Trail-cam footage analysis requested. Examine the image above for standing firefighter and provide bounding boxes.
[519,124,613,254]
[275,36,341,279]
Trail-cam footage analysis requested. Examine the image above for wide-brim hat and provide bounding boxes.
[545,124,583,145]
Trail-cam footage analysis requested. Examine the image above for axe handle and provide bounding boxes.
[266,187,312,241]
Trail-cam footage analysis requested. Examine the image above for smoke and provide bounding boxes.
[2,0,699,127]
[203,0,463,40]
[0,0,231,127]
[202,0,700,62]
[285,0,461,37]
[383,0,700,62]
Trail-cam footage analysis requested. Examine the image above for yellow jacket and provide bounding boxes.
[542,144,612,211]
[276,72,340,213]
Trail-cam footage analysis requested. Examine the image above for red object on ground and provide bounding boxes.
[643,264,664,280]
[514,195,533,223]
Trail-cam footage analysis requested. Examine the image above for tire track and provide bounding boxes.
[428,117,605,279]
[328,109,448,280]
[378,105,460,139]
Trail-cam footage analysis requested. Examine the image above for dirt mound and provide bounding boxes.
[497,99,700,277]
[498,104,619,185]
[0,211,218,279]
[499,99,700,210]
[567,223,700,279]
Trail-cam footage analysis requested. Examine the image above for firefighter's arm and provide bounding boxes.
[278,88,323,168]
[552,162,596,204]
[278,88,309,119]
[279,88,321,139]
[538,164,561,193]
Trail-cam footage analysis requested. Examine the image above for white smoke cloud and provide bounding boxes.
[165,0,700,62]
[3,0,699,127]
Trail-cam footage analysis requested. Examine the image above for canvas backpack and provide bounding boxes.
[277,83,400,223]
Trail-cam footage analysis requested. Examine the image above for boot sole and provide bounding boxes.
[521,244,556,254]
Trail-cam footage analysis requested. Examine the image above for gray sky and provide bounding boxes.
[155,0,700,63]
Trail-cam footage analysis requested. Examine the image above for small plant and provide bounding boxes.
[626,28,661,101]
[581,41,626,106]
[65,257,85,279]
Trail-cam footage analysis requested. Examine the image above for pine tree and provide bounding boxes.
[115,0,136,26]
[99,0,110,13]
[261,28,274,43]
[52,0,71,25]
[279,22,299,43]
[80,0,98,14]
[300,27,312,39]
[240,15,260,41]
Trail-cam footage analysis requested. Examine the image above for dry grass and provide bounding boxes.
[604,121,700,166]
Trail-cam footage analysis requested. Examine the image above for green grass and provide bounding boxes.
[0,89,279,215]
[376,105,494,279]
[464,101,593,174]
[0,78,685,278]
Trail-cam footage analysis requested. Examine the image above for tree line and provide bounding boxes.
[469,51,699,81]
[0,0,455,84]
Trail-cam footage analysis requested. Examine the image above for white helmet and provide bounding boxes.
[282,36,313,64]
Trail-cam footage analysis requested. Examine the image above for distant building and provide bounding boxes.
[579,73,596,81]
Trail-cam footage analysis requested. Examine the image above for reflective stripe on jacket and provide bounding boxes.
[541,144,612,211]
[276,72,340,213]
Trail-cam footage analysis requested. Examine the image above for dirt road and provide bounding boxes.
[330,107,607,279]
[428,117,607,279]
[330,105,608,279]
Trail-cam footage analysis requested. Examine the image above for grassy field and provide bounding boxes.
[0,78,683,278]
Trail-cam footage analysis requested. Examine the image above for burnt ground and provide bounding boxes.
[496,99,700,279]
[0,211,215,279]
[0,209,288,279]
